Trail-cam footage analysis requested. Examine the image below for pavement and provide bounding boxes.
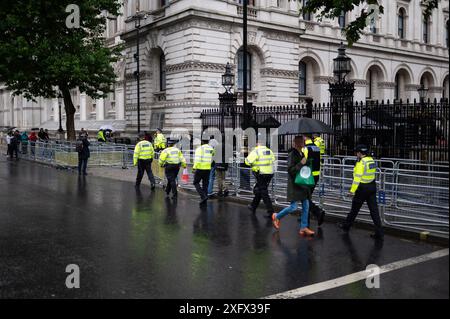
[0,157,448,299]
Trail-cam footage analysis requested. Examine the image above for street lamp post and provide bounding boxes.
[329,42,355,153]
[417,84,429,146]
[133,11,146,134]
[219,62,237,164]
[58,98,64,134]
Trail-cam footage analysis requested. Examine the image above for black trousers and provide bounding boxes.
[78,157,88,175]
[345,182,384,236]
[308,175,323,223]
[136,159,156,186]
[9,145,18,159]
[165,165,180,195]
[251,172,274,213]
[193,169,211,200]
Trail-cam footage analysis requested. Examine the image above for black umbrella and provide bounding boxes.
[277,117,334,135]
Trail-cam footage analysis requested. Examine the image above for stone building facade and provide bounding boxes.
[1,0,449,134]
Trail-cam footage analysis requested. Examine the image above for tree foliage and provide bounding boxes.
[299,0,439,46]
[0,0,122,139]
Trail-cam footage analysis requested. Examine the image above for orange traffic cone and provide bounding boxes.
[181,168,189,183]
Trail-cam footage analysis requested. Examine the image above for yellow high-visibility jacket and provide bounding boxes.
[314,136,325,156]
[193,144,215,170]
[133,140,155,166]
[245,145,275,174]
[350,156,376,193]
[159,146,186,167]
[154,133,166,150]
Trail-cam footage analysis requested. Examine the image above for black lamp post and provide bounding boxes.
[222,62,235,94]
[418,84,428,103]
[133,11,146,134]
[329,42,355,153]
[58,98,64,133]
[417,84,429,145]
[333,42,352,84]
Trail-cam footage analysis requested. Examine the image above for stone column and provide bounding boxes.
[116,86,125,120]
[80,93,87,121]
[52,98,59,123]
[96,97,105,121]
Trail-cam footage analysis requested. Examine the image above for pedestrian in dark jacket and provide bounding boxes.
[77,136,90,176]
[10,131,20,160]
[272,136,315,236]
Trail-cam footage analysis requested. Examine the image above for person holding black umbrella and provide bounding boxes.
[302,134,326,226]
[272,136,314,236]
[277,118,331,226]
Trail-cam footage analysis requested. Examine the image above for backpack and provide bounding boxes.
[76,140,84,152]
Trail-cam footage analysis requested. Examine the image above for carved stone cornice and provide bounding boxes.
[352,79,369,87]
[164,19,232,36]
[428,86,444,93]
[377,82,396,89]
[406,84,421,91]
[166,61,229,74]
[261,68,298,79]
[313,76,334,84]
[264,30,300,43]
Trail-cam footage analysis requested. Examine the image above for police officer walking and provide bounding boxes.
[134,132,156,190]
[154,128,166,152]
[313,133,325,160]
[245,141,276,217]
[339,145,384,241]
[159,139,186,199]
[193,138,215,205]
[302,134,325,226]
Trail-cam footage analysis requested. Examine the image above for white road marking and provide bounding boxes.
[263,248,449,299]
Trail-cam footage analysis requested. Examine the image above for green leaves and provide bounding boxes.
[298,0,438,46]
[0,0,121,99]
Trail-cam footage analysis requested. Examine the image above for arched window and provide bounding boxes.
[338,11,346,29]
[423,15,429,43]
[299,62,307,96]
[160,54,166,91]
[237,49,251,90]
[398,9,405,39]
[368,69,373,99]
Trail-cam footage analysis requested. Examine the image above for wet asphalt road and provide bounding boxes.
[0,158,448,299]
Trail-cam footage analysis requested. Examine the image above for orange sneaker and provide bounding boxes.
[272,213,280,230]
[299,227,315,236]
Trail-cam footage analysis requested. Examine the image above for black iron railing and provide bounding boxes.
[201,98,449,162]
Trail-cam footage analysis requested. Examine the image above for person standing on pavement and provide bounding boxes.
[207,135,219,198]
[272,136,314,236]
[29,131,37,157]
[21,131,29,154]
[339,145,384,241]
[133,132,156,190]
[10,130,20,160]
[154,128,166,152]
[5,131,12,156]
[77,135,90,176]
[245,140,276,218]
[302,134,325,226]
[193,138,215,205]
[159,139,186,199]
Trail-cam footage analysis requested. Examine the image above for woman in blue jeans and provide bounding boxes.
[272,136,315,236]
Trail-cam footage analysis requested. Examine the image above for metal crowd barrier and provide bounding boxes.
[1,135,448,237]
